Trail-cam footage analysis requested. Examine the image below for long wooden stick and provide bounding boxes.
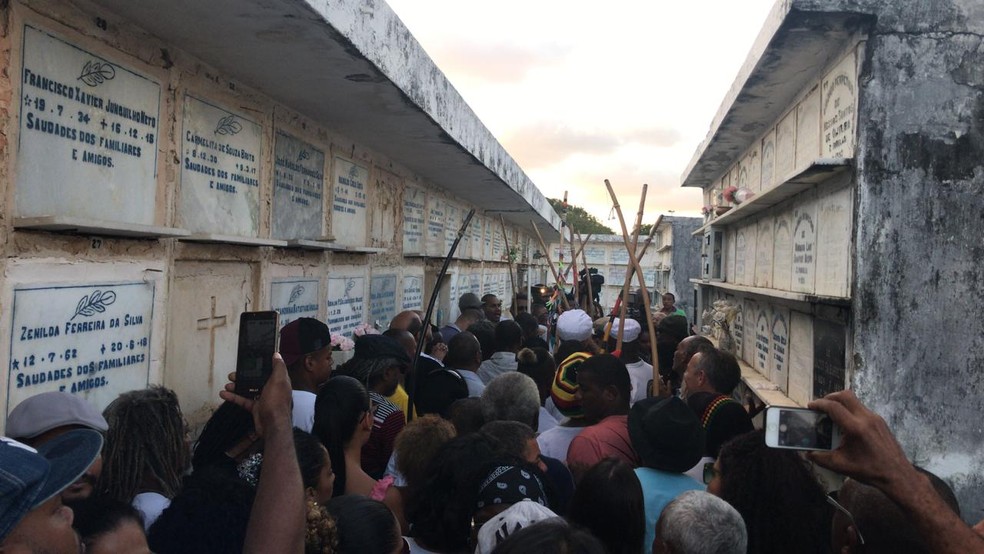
[615,185,648,352]
[567,224,579,306]
[499,215,518,316]
[561,233,593,281]
[605,180,662,397]
[531,220,570,309]
[575,228,595,317]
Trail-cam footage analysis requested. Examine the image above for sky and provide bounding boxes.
[385,0,778,227]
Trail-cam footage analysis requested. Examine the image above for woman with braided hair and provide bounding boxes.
[99,386,189,530]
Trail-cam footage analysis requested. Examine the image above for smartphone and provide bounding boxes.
[234,311,280,398]
[764,406,841,451]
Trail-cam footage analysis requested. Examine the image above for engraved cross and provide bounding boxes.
[197,296,227,378]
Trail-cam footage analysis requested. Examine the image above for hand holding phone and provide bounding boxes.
[765,406,842,451]
[235,311,280,398]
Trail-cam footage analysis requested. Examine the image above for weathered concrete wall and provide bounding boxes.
[668,217,703,320]
[814,0,984,519]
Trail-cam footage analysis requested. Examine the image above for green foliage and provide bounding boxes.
[638,223,653,236]
[548,198,614,234]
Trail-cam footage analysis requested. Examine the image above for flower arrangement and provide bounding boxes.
[352,322,380,337]
[330,333,355,352]
[723,186,739,204]
[702,205,713,216]
[723,186,754,205]
[701,299,740,353]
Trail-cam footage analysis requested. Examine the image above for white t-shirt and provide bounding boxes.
[625,359,654,406]
[537,406,559,434]
[458,370,486,397]
[536,425,584,463]
[292,390,316,432]
[133,491,170,530]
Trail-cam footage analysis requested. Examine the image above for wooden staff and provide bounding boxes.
[605,179,663,397]
[604,214,660,344]
[567,224,580,306]
[615,184,648,352]
[499,215,518,316]
[531,220,570,309]
[561,232,593,282]
[575,228,595,317]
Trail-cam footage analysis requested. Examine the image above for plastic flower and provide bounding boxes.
[330,334,355,351]
[353,322,380,337]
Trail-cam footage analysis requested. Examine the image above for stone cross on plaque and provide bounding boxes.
[196,296,227,380]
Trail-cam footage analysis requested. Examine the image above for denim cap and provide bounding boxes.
[6,392,108,439]
[0,429,103,540]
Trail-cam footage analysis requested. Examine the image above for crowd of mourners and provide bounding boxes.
[2,291,983,554]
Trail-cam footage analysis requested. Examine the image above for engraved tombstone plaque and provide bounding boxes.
[822,51,858,158]
[468,274,481,297]
[369,274,398,328]
[444,203,460,256]
[742,299,758,366]
[754,218,773,288]
[272,132,325,240]
[403,186,425,255]
[331,157,369,247]
[734,228,748,285]
[17,26,162,225]
[586,246,606,265]
[370,169,399,249]
[327,275,365,337]
[770,307,790,393]
[725,229,736,283]
[483,219,494,261]
[426,197,445,258]
[180,95,262,236]
[270,279,319,327]
[611,247,629,265]
[732,299,744,359]
[492,221,504,262]
[760,131,776,192]
[815,186,852,298]
[754,306,770,376]
[402,272,424,311]
[772,214,793,291]
[470,215,483,260]
[775,111,796,181]
[788,311,814,406]
[742,146,761,196]
[7,282,154,413]
[792,199,818,293]
[795,86,821,171]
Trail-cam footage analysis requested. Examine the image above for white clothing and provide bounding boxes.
[625,359,654,406]
[292,390,316,432]
[133,491,170,531]
[537,406,559,434]
[404,537,441,554]
[458,370,486,397]
[536,425,584,463]
[685,455,715,484]
[384,451,408,487]
[544,397,566,424]
[477,351,519,384]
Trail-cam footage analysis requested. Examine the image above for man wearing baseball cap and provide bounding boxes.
[6,392,109,506]
[279,317,334,432]
[0,428,103,553]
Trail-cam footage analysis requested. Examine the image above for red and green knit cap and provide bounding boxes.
[551,352,592,419]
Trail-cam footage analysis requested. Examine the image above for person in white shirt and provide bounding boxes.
[478,320,523,384]
[608,318,653,406]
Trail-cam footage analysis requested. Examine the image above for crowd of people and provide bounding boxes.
[1,291,982,553]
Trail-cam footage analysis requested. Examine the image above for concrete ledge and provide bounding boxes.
[14,216,190,239]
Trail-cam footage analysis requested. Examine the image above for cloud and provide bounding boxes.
[424,40,570,83]
[503,123,682,168]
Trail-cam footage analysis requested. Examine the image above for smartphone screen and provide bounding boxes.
[766,407,838,450]
[235,311,279,397]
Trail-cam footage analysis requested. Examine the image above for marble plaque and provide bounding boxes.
[815,186,853,298]
[455,207,472,260]
[369,274,398,328]
[775,110,796,182]
[470,215,483,259]
[813,319,846,398]
[7,281,153,413]
[742,299,758,367]
[795,86,821,171]
[609,266,627,285]
[444,202,459,256]
[760,131,776,191]
[772,214,793,291]
[734,228,749,285]
[724,229,736,283]
[402,272,424,311]
[331,157,369,247]
[468,274,482,296]
[754,306,770,376]
[822,51,858,158]
[792,199,818,293]
[426,197,445,257]
[732,299,744,360]
[327,275,365,337]
[17,26,161,225]
[770,307,790,392]
[492,221,504,262]
[611,247,629,265]
[272,131,325,240]
[370,169,399,249]
[754,218,773,288]
[180,95,262,236]
[483,219,494,261]
[788,311,814,406]
[270,279,319,327]
[402,186,426,255]
[741,146,761,196]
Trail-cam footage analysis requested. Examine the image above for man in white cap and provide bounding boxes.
[0,429,104,553]
[607,318,653,406]
[6,392,109,506]
[554,309,595,356]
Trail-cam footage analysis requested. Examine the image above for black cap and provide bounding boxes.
[628,396,705,473]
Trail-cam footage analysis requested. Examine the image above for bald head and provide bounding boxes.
[390,310,423,335]
[382,328,416,361]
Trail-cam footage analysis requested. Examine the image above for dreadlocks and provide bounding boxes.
[100,386,188,503]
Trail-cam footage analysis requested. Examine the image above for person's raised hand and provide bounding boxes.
[220,354,293,437]
[806,389,915,489]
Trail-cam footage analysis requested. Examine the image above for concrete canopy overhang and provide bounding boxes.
[680,0,874,189]
[86,0,561,239]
